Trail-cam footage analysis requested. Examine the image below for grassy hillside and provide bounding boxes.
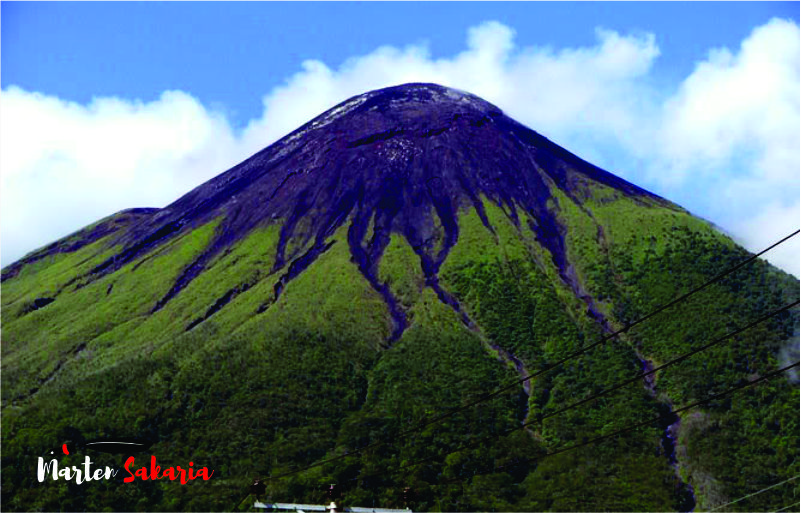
[2,187,798,512]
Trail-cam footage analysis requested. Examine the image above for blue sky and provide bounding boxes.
[1,2,799,275]
[4,2,797,128]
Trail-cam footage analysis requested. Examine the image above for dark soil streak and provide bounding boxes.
[454,166,496,235]
[348,227,407,344]
[346,182,408,344]
[272,190,313,273]
[150,208,252,314]
[185,273,264,332]
[273,239,338,300]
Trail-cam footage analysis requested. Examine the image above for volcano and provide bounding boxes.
[2,83,798,512]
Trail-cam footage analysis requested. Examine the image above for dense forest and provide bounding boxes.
[2,189,797,512]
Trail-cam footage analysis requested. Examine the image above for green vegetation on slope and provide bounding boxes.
[1,185,798,512]
[554,185,800,511]
[440,199,690,511]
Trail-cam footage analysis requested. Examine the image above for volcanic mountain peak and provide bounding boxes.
[305,82,499,127]
[5,83,675,338]
[269,83,503,166]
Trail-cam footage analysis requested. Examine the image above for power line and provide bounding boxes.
[265,229,800,482]
[534,300,799,425]
[342,301,798,484]
[710,475,799,511]
[774,501,800,513]
[256,229,801,499]
[328,362,799,511]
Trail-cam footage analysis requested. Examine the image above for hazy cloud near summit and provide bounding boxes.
[2,18,798,276]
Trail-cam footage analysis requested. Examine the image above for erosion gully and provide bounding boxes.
[525,232,696,511]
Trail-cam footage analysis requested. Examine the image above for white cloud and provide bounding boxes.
[656,18,799,182]
[734,202,800,279]
[1,18,798,278]
[649,18,800,276]
[0,88,242,265]
[240,21,661,157]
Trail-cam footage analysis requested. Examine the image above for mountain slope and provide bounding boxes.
[2,83,798,512]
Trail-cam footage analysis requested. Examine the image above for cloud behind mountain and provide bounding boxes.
[2,18,797,274]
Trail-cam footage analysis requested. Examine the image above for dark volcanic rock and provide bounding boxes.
[31,297,55,310]
[78,84,670,317]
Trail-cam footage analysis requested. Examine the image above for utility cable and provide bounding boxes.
[710,475,799,511]
[265,229,800,482]
[774,501,800,513]
[344,302,798,484]
[233,230,799,508]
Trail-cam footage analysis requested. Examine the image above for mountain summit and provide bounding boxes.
[5,83,670,338]
[2,84,798,512]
